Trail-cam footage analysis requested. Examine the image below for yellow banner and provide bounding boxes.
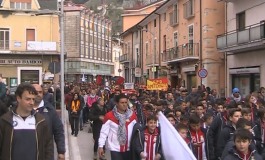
[147,78,168,91]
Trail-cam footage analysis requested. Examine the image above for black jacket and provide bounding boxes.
[223,146,262,160]
[131,124,163,160]
[89,104,107,135]
[216,122,236,158]
[37,101,65,155]
[208,113,227,160]
[254,119,265,154]
[43,93,54,106]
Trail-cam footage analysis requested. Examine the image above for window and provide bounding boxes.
[154,19,156,27]
[237,12,245,31]
[10,2,31,9]
[174,32,178,48]
[163,13,166,21]
[173,3,178,24]
[169,4,178,26]
[184,0,194,19]
[163,35,166,51]
[145,42,148,56]
[0,28,10,50]
[188,25,194,55]
[136,48,139,66]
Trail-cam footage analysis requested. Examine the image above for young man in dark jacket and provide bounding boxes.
[224,128,262,160]
[89,98,108,160]
[0,83,53,160]
[207,101,227,160]
[216,108,242,159]
[33,84,65,160]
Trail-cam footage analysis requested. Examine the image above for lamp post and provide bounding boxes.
[142,29,155,79]
[34,1,65,123]
[59,0,65,124]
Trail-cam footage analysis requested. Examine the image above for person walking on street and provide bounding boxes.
[32,84,65,160]
[0,83,53,160]
[98,94,137,160]
[0,76,6,103]
[69,93,84,137]
[89,98,108,160]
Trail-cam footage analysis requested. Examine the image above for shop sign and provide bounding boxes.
[229,67,259,74]
[135,67,141,77]
[147,78,168,91]
[0,59,42,65]
[124,83,134,89]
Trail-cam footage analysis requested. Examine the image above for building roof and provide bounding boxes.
[120,0,176,37]
[123,0,165,11]
[38,0,58,10]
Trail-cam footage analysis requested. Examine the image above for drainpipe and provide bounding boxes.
[139,27,143,84]
[155,13,161,77]
[224,1,228,97]
[131,32,134,83]
[199,0,203,86]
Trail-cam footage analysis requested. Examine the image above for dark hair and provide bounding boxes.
[176,123,188,131]
[236,118,252,129]
[257,108,265,119]
[216,99,225,106]
[175,107,182,113]
[180,115,189,122]
[233,128,252,142]
[15,83,37,98]
[189,115,201,125]
[203,113,213,122]
[241,108,251,115]
[228,108,241,118]
[115,94,128,103]
[143,104,154,111]
[167,114,176,120]
[196,102,204,108]
[146,115,158,122]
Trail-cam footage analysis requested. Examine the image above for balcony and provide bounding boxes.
[0,40,60,55]
[119,54,130,63]
[217,21,265,53]
[162,43,199,63]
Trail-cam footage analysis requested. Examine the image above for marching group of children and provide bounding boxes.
[128,87,265,160]
[65,83,265,160]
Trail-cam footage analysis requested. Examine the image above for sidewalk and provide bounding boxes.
[65,113,110,160]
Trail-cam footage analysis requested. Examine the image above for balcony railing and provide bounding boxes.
[119,54,130,63]
[217,21,265,50]
[162,43,199,62]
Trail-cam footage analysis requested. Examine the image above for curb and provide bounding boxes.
[65,110,81,160]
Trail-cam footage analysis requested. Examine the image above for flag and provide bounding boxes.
[158,112,196,160]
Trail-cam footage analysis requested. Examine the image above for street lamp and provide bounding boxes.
[142,28,155,79]
[35,2,65,123]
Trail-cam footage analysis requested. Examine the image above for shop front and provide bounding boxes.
[230,67,260,97]
[0,55,60,93]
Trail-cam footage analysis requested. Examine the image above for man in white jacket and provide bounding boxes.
[98,94,137,160]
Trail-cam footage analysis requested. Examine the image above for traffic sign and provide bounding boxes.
[198,69,208,78]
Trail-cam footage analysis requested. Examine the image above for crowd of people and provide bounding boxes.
[63,80,265,160]
[1,73,265,160]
